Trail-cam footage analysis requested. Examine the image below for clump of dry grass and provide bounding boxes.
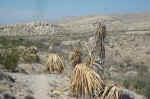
[99,84,122,99]
[71,63,105,97]
[70,48,81,67]
[46,53,64,73]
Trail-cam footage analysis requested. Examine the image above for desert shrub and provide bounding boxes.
[135,63,148,75]
[123,74,150,98]
[122,79,131,89]
[0,36,48,51]
[23,54,39,63]
[142,83,150,99]
[22,46,39,63]
[0,47,20,71]
[16,45,26,55]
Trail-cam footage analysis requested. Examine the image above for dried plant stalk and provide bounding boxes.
[70,48,81,67]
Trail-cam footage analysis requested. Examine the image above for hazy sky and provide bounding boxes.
[0,0,150,24]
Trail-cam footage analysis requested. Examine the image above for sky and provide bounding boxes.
[0,0,150,24]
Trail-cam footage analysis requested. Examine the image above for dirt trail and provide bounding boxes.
[31,74,50,99]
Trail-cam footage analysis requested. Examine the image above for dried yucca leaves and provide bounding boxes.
[71,63,105,98]
[46,53,64,73]
[99,85,122,99]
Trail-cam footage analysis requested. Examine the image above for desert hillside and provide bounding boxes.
[0,12,150,99]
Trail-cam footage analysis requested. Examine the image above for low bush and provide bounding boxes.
[23,54,39,63]
[123,73,150,98]
[0,47,20,71]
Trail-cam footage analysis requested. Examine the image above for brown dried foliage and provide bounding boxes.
[71,63,105,97]
[46,53,64,73]
[70,48,81,67]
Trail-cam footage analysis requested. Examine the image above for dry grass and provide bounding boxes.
[71,63,105,97]
[99,84,122,99]
[46,53,64,73]
[70,48,81,67]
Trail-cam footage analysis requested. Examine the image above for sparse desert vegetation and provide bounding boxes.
[0,13,150,99]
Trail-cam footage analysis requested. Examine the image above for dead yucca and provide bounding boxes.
[71,63,105,98]
[99,84,122,99]
[70,48,81,67]
[95,22,106,65]
[46,53,64,73]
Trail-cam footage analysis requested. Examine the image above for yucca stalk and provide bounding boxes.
[46,53,64,73]
[95,22,106,65]
[70,48,81,67]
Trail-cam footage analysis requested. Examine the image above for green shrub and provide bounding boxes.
[123,74,150,98]
[0,36,48,51]
[23,54,39,63]
[135,63,148,75]
[0,48,20,71]
[143,83,150,99]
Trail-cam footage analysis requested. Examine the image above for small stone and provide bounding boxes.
[3,93,16,99]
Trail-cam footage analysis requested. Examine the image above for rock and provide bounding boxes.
[24,95,34,99]
[0,95,3,99]
[122,89,146,99]
[0,71,15,82]
[3,93,16,99]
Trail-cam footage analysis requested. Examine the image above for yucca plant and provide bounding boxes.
[86,45,96,67]
[71,63,105,98]
[17,45,26,55]
[95,22,106,65]
[70,48,81,67]
[99,84,122,99]
[46,53,64,73]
